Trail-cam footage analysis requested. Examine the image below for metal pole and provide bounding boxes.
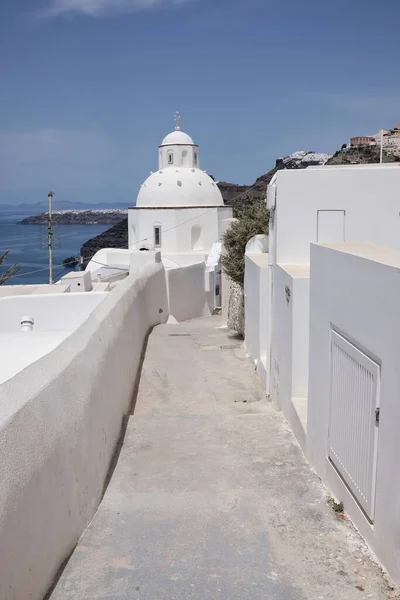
[48,191,54,284]
[380,129,383,164]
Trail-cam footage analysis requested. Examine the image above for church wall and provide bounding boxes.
[217,207,234,237]
[129,209,177,251]
[175,208,219,252]
[159,145,198,170]
[0,263,168,600]
[129,207,231,256]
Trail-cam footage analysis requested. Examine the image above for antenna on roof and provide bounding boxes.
[174,111,181,131]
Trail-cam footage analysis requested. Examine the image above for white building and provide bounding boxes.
[243,162,400,587]
[128,115,232,267]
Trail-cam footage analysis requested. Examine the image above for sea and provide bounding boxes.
[0,211,110,285]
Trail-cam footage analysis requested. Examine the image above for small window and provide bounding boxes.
[168,151,174,165]
[154,225,161,248]
[194,151,198,166]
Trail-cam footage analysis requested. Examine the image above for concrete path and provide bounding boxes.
[50,317,397,600]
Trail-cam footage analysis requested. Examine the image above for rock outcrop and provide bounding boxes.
[276,150,332,170]
[218,150,332,212]
[326,146,400,165]
[80,218,128,265]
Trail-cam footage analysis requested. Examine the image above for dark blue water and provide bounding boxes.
[0,212,110,285]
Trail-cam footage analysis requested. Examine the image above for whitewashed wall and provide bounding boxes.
[85,248,129,272]
[166,262,213,322]
[270,265,293,410]
[0,263,168,600]
[0,284,70,297]
[268,165,400,265]
[308,242,400,587]
[244,242,269,384]
[129,206,232,254]
[270,265,309,451]
[0,292,107,332]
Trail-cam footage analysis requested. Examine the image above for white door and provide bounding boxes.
[317,210,345,243]
[329,331,380,521]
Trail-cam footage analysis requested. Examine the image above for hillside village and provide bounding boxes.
[1,118,400,600]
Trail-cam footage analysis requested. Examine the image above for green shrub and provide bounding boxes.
[221,199,269,287]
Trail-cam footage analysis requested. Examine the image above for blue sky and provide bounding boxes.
[0,0,399,205]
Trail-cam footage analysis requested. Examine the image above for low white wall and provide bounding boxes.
[0,284,71,297]
[166,262,213,322]
[244,252,269,383]
[270,264,310,450]
[130,250,161,274]
[0,292,107,332]
[220,218,238,327]
[86,248,132,273]
[308,243,400,587]
[0,263,168,600]
[270,265,293,412]
[163,251,208,267]
[0,284,38,297]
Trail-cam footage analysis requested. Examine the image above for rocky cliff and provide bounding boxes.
[80,218,128,264]
[326,146,400,165]
[218,150,332,211]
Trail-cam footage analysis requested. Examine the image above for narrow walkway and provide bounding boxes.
[50,317,396,600]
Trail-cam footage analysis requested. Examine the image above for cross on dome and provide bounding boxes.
[174,112,181,131]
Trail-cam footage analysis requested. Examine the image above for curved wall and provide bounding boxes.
[0,263,168,600]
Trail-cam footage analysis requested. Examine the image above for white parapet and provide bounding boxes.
[130,249,162,274]
[0,263,169,600]
[60,269,93,292]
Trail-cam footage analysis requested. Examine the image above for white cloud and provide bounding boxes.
[42,0,191,18]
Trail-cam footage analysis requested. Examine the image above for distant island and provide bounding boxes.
[19,209,128,225]
[0,200,132,212]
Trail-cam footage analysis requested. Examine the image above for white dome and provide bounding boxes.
[160,130,195,146]
[137,168,223,208]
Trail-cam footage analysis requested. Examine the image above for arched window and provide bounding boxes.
[167,151,174,165]
[191,225,203,250]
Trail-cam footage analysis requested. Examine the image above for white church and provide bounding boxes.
[128,114,232,267]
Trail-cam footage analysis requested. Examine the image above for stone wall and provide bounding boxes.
[227,281,244,336]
